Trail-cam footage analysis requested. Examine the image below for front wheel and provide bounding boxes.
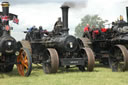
[17,48,32,76]
[42,48,59,74]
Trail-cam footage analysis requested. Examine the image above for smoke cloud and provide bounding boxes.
[1,0,88,8]
[62,0,88,9]
[1,0,62,5]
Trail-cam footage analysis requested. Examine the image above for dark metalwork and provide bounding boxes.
[83,7,128,71]
[0,2,32,76]
[126,7,128,22]
[109,45,128,71]
[42,48,59,73]
[61,5,69,33]
[23,5,95,74]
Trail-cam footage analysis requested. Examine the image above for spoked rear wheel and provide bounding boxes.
[17,48,32,76]
[109,45,128,72]
[42,48,59,74]
[78,48,95,71]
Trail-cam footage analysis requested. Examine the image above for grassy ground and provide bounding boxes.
[0,64,128,85]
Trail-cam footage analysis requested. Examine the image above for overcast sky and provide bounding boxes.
[0,0,128,40]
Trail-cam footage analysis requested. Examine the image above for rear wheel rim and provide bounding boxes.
[17,48,32,76]
[85,48,95,71]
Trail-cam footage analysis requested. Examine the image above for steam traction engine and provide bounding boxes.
[22,5,95,74]
[0,2,32,76]
[83,7,128,72]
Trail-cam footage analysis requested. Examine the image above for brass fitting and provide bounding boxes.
[1,2,10,7]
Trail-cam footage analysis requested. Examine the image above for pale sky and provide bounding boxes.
[0,0,128,40]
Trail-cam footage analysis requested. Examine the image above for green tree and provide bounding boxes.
[75,15,108,37]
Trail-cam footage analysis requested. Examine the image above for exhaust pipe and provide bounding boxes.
[61,5,69,34]
[126,7,128,22]
[1,2,10,25]
[1,2,10,35]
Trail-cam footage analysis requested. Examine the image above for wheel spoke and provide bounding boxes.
[109,45,128,72]
[17,48,32,76]
[24,55,27,60]
[17,64,24,76]
[23,63,28,69]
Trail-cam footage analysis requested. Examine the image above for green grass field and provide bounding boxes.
[0,64,128,85]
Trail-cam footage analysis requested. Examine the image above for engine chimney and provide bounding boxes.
[126,7,128,22]
[1,2,10,25]
[1,2,10,35]
[61,5,69,34]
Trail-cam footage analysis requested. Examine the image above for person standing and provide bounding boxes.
[53,17,63,34]
[83,24,92,40]
[84,24,90,32]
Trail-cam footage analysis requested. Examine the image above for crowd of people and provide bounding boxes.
[26,17,64,41]
[83,24,108,40]
[82,15,127,40]
[27,15,127,41]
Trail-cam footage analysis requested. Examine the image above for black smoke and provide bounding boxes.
[62,0,88,9]
[1,0,88,6]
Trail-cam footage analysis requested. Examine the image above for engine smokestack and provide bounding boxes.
[1,2,10,25]
[61,5,69,34]
[126,7,128,22]
[1,2,10,35]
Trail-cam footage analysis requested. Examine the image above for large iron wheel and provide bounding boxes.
[42,48,59,74]
[17,48,32,76]
[79,38,92,47]
[109,45,128,72]
[78,48,95,71]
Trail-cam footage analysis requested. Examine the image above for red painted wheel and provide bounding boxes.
[17,48,32,76]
